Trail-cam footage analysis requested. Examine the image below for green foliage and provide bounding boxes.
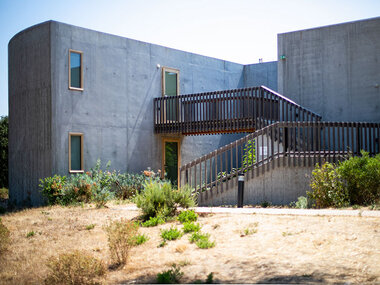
[161,227,183,241]
[0,218,10,254]
[338,152,380,205]
[242,139,256,171]
[290,196,309,209]
[177,210,198,223]
[104,218,139,266]
[45,250,106,285]
[182,222,201,233]
[308,162,349,208]
[206,272,214,284]
[0,116,8,189]
[157,264,184,284]
[260,201,271,208]
[26,231,35,238]
[189,232,215,249]
[112,172,146,200]
[0,187,8,199]
[39,175,67,205]
[131,234,149,246]
[141,216,166,227]
[85,224,96,230]
[134,181,196,219]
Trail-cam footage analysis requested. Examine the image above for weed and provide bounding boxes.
[193,272,214,284]
[45,250,106,285]
[26,231,35,238]
[177,210,198,223]
[290,196,309,209]
[182,222,201,233]
[158,240,167,248]
[104,218,139,266]
[260,201,271,208]
[85,224,96,230]
[177,259,191,266]
[157,264,184,284]
[175,244,187,253]
[141,216,166,227]
[161,227,183,241]
[0,218,10,254]
[189,232,215,249]
[131,234,149,245]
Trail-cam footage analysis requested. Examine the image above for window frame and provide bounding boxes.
[68,132,84,173]
[68,49,84,91]
[162,67,180,97]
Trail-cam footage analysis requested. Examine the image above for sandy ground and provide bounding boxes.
[0,203,379,284]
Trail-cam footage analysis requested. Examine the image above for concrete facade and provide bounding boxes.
[278,16,380,122]
[9,21,277,205]
[198,157,314,206]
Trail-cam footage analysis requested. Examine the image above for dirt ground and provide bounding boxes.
[0,203,379,284]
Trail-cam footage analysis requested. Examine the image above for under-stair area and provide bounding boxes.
[154,86,380,206]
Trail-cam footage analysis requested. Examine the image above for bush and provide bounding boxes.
[113,172,146,200]
[338,152,380,205]
[141,216,166,227]
[0,218,10,254]
[308,162,349,208]
[189,232,215,249]
[104,219,139,266]
[177,210,198,223]
[134,181,196,219]
[182,222,201,233]
[290,196,309,209]
[45,250,106,285]
[161,227,183,241]
[157,264,184,284]
[131,234,149,246]
[39,175,67,205]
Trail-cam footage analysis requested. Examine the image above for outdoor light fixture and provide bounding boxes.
[280,55,286,60]
[156,64,161,69]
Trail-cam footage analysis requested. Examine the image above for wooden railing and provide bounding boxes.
[154,86,321,135]
[180,122,380,194]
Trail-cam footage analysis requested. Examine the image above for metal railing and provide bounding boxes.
[180,122,380,194]
[154,86,321,135]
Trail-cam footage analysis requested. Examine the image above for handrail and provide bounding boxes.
[180,122,380,194]
[154,86,322,135]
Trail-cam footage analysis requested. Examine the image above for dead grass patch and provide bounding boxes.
[0,204,379,284]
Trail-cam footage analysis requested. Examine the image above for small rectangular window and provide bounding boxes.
[162,67,179,96]
[69,133,83,172]
[69,50,83,90]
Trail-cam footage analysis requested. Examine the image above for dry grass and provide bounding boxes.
[0,203,379,284]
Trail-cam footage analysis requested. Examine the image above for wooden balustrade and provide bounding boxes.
[179,122,380,194]
[154,86,321,135]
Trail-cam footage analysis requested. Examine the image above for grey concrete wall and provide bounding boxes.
[50,21,247,177]
[278,17,380,122]
[8,22,52,205]
[244,61,277,91]
[198,157,314,206]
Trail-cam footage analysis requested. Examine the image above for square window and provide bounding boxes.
[69,133,83,172]
[69,50,83,90]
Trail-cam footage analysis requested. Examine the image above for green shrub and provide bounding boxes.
[141,216,166,227]
[85,224,96,230]
[39,175,67,205]
[242,139,256,171]
[290,196,309,209]
[177,210,198,223]
[189,232,215,249]
[45,250,106,285]
[161,227,183,241]
[131,234,149,246]
[157,264,184,284]
[134,181,196,219]
[0,218,10,254]
[26,231,35,238]
[104,219,139,266]
[0,187,8,199]
[113,172,146,200]
[338,152,380,205]
[182,222,201,233]
[308,162,349,208]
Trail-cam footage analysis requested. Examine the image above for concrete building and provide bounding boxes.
[8,17,380,206]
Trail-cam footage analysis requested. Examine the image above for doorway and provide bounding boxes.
[162,138,181,188]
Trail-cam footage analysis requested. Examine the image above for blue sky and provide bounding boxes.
[1,0,379,116]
